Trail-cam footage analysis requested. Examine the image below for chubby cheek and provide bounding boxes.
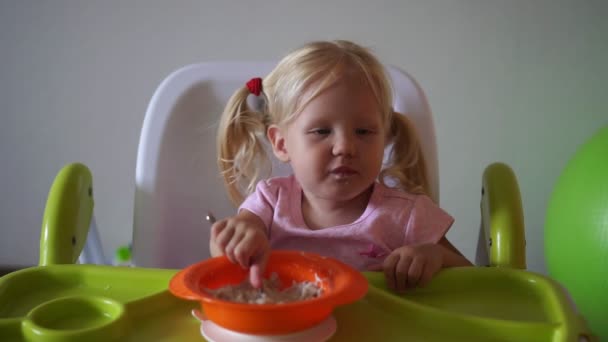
[370,155,384,175]
[300,152,329,179]
[372,145,386,167]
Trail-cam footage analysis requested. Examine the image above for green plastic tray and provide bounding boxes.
[0,265,593,341]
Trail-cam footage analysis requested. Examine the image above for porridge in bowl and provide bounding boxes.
[206,273,323,304]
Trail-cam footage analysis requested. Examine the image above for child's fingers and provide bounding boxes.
[233,241,254,269]
[225,231,246,266]
[418,264,437,287]
[223,252,236,264]
[249,264,263,289]
[418,260,441,286]
[215,225,235,250]
[383,253,400,291]
[395,255,413,292]
[236,229,268,269]
[210,220,226,239]
[406,257,425,288]
[250,249,270,289]
[233,231,258,269]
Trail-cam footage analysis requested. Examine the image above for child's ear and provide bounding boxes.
[267,125,290,162]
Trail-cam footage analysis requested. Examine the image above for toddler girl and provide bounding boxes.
[210,40,471,292]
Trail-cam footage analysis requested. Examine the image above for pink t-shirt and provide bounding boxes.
[239,176,454,271]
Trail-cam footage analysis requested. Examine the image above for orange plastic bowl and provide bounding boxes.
[169,250,368,335]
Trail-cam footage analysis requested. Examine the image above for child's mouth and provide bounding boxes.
[331,166,357,179]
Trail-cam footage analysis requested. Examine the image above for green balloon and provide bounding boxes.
[545,126,608,340]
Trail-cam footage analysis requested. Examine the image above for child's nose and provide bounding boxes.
[332,133,356,157]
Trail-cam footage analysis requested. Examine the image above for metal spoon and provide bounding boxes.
[206,212,216,225]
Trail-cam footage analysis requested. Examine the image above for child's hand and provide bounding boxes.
[210,211,270,288]
[383,243,443,292]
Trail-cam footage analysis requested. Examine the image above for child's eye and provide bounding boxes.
[310,128,331,135]
[356,128,374,135]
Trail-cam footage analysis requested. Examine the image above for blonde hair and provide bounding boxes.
[218,40,429,205]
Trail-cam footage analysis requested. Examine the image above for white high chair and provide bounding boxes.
[39,62,525,270]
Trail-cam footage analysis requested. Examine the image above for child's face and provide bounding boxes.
[268,77,386,203]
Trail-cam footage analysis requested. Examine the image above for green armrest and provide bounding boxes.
[480,162,526,269]
[39,163,94,266]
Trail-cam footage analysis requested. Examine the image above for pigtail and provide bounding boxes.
[380,112,430,196]
[217,86,270,206]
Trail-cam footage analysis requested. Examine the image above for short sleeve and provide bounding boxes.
[238,179,279,233]
[403,195,454,245]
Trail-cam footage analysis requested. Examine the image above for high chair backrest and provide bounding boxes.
[131,62,439,269]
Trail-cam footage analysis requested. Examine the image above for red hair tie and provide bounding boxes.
[246,77,263,96]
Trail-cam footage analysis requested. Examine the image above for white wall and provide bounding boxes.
[1,0,606,273]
